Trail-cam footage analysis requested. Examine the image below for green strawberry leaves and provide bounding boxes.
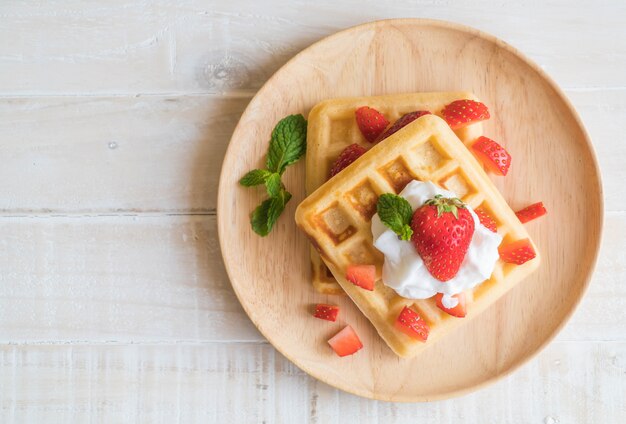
[377,193,414,241]
[239,114,307,236]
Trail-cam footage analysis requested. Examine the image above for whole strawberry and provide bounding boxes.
[411,195,475,282]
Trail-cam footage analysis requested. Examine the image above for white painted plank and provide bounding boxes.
[0,96,247,213]
[0,215,262,343]
[0,213,623,343]
[0,89,623,212]
[0,342,623,423]
[0,1,625,95]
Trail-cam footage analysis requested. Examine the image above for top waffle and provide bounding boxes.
[295,114,540,358]
[306,92,484,294]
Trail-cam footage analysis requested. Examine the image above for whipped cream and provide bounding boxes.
[371,180,502,307]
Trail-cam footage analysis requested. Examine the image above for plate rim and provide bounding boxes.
[217,17,604,401]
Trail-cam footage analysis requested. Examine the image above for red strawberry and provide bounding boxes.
[471,136,511,176]
[328,325,363,357]
[313,304,339,322]
[475,207,497,232]
[355,106,389,142]
[345,264,376,291]
[498,238,536,265]
[395,306,429,341]
[377,110,431,142]
[435,293,467,318]
[441,99,490,129]
[516,202,547,223]
[329,144,367,178]
[410,195,475,282]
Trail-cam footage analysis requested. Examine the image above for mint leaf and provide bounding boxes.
[250,188,292,237]
[240,169,271,187]
[265,172,281,198]
[266,114,307,174]
[267,189,292,231]
[377,193,414,241]
[250,198,274,236]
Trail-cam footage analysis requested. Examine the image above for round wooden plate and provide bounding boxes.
[217,19,603,401]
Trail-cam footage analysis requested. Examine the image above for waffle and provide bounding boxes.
[306,92,484,294]
[296,114,540,358]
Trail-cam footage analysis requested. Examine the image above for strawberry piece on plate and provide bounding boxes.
[329,143,367,178]
[346,264,376,291]
[498,238,536,265]
[328,325,363,357]
[377,110,431,142]
[411,195,475,282]
[441,99,490,129]
[313,304,339,322]
[355,106,389,142]
[395,306,429,341]
[471,136,511,176]
[516,202,547,223]
[435,293,467,318]
[475,207,497,233]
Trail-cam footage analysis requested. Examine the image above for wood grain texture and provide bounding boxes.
[1,1,626,95]
[1,342,623,423]
[0,213,622,344]
[0,215,261,343]
[0,96,248,213]
[0,90,623,212]
[0,0,623,420]
[219,18,603,400]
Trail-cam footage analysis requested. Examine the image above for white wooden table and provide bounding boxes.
[0,1,624,422]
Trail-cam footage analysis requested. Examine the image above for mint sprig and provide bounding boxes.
[239,114,307,236]
[376,193,414,240]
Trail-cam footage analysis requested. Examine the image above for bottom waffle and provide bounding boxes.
[306,92,484,294]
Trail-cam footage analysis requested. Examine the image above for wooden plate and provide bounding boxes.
[217,19,603,401]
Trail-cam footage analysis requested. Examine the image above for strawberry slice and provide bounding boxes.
[516,202,547,223]
[355,106,389,142]
[395,306,429,341]
[346,264,376,291]
[313,304,339,322]
[329,143,367,178]
[498,238,536,265]
[435,293,467,318]
[471,136,511,176]
[475,207,497,233]
[328,325,363,357]
[441,99,490,129]
[377,110,431,142]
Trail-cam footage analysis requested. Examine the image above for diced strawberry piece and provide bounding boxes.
[313,304,339,322]
[329,143,367,178]
[441,99,490,129]
[471,136,511,176]
[328,325,363,357]
[498,238,536,265]
[435,293,467,318]
[355,106,389,142]
[475,207,497,232]
[516,202,547,223]
[346,264,376,291]
[395,306,429,341]
[377,110,431,142]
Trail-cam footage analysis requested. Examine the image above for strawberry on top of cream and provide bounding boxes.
[371,180,502,308]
